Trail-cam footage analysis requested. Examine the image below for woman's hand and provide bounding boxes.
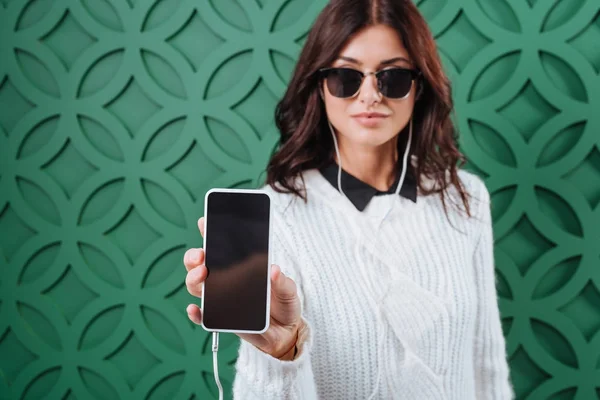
[184,217,303,360]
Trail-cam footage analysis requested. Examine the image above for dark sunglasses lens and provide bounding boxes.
[325,69,363,98]
[378,69,413,98]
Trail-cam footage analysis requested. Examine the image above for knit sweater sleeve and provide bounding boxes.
[472,178,514,399]
[232,202,318,399]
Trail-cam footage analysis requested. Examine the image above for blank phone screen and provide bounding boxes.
[202,191,271,332]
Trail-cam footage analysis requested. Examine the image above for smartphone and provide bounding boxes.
[200,188,272,333]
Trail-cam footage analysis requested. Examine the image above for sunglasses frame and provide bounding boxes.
[318,66,422,99]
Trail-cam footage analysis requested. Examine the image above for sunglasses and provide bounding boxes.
[319,67,421,99]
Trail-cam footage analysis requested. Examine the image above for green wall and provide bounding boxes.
[1,0,599,399]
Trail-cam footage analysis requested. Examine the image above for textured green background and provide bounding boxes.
[0,0,599,399]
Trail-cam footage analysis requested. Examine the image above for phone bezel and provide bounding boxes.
[200,188,272,334]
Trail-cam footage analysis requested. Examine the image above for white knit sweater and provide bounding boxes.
[232,166,514,400]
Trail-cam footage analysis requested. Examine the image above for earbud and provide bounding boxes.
[415,81,424,100]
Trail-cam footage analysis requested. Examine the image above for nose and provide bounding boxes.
[357,72,382,104]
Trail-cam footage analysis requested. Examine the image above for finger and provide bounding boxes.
[186,304,202,325]
[183,248,205,271]
[185,264,207,297]
[270,264,297,301]
[198,217,205,238]
[270,262,281,281]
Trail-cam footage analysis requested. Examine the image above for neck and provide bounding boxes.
[335,136,399,192]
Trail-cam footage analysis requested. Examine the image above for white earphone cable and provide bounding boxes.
[328,117,413,399]
[212,332,224,400]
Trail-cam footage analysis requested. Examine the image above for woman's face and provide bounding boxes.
[321,24,417,151]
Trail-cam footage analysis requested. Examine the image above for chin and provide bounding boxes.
[350,128,396,147]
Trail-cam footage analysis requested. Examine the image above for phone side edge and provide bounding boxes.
[263,189,273,334]
[200,189,213,332]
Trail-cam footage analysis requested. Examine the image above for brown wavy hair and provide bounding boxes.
[266,0,471,217]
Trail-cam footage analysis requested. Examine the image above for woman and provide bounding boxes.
[184,0,514,398]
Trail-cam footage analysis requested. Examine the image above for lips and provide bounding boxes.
[351,112,389,127]
[352,112,389,118]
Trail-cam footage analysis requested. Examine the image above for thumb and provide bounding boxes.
[270,264,297,301]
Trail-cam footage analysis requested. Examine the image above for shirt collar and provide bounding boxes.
[318,161,418,211]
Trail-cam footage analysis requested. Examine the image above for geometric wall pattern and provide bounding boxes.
[0,0,598,399]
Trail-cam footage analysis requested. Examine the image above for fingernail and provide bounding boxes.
[191,250,199,262]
